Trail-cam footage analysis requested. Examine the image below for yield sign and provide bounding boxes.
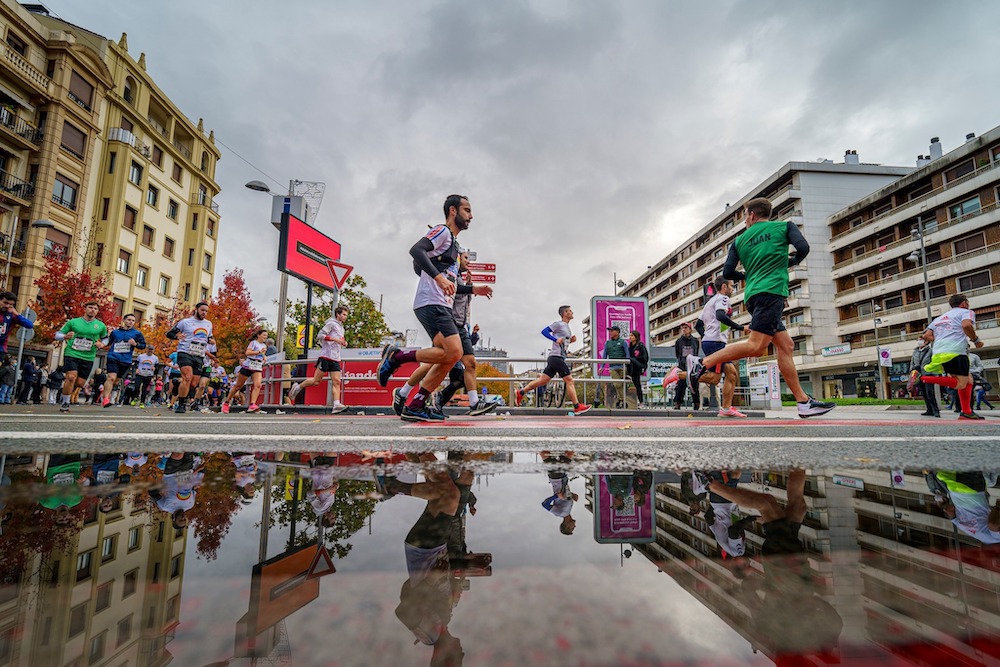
[307,544,336,579]
[326,260,354,290]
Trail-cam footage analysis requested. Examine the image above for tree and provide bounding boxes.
[210,269,260,368]
[30,249,115,344]
[142,301,191,360]
[282,273,390,357]
[476,363,513,400]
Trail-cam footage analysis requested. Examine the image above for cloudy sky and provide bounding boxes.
[43,0,1000,361]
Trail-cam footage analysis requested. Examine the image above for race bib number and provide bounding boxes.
[71,337,94,352]
[188,340,206,356]
[245,358,264,371]
[52,471,75,485]
[96,470,116,484]
[113,341,131,354]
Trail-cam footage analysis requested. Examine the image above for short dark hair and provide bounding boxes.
[195,301,209,309]
[334,305,348,316]
[443,194,467,219]
[84,300,99,308]
[745,197,772,219]
[713,276,730,293]
[949,293,969,308]
[0,291,15,302]
[558,305,571,317]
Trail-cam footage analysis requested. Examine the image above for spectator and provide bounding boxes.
[627,330,649,408]
[0,356,15,404]
[47,365,65,404]
[672,323,700,410]
[16,357,38,404]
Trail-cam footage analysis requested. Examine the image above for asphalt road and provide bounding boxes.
[2,404,999,470]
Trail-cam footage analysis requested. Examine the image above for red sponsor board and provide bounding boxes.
[300,357,419,407]
[466,262,495,272]
[469,273,496,283]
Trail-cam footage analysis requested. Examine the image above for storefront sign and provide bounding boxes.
[832,475,865,490]
[822,343,852,357]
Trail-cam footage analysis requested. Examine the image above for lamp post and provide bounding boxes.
[873,316,889,399]
[907,215,933,323]
[613,273,626,296]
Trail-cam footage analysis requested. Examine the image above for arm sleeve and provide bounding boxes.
[541,326,558,342]
[409,237,439,277]
[16,315,33,329]
[694,319,705,337]
[786,222,810,266]
[721,244,744,281]
[165,325,180,340]
[456,283,473,294]
[716,309,743,330]
[135,332,147,349]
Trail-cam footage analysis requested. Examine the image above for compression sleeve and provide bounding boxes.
[694,319,705,337]
[722,244,744,281]
[456,283,473,294]
[716,309,743,330]
[787,222,810,267]
[165,326,180,340]
[541,327,558,342]
[409,237,439,277]
[16,315,33,329]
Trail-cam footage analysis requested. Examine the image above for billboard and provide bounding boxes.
[277,213,343,291]
[590,296,649,377]
[593,474,655,543]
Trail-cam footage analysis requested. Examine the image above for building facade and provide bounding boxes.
[823,129,1000,399]
[620,157,911,397]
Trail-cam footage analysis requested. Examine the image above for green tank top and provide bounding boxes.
[733,220,791,301]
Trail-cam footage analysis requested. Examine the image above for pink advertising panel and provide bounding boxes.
[590,296,649,377]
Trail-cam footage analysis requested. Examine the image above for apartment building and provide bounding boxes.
[29,8,223,320]
[0,0,110,305]
[824,128,1000,399]
[620,158,910,397]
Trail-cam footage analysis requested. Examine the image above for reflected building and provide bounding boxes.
[0,455,187,667]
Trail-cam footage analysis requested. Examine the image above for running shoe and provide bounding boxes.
[221,402,230,414]
[331,403,349,415]
[429,404,448,420]
[59,402,70,413]
[377,344,400,387]
[797,397,836,418]
[102,397,111,408]
[718,406,747,418]
[691,471,709,496]
[247,404,261,413]
[728,515,757,540]
[138,402,145,409]
[573,403,592,416]
[663,365,681,386]
[198,405,211,414]
[288,382,302,402]
[515,389,524,407]
[469,400,497,416]
[174,403,186,414]
[401,405,446,422]
[392,388,406,416]
[686,357,705,385]
[959,411,985,420]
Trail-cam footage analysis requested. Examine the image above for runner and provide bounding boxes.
[376,194,493,422]
[514,306,592,415]
[165,351,181,406]
[688,198,834,418]
[221,328,269,414]
[53,301,108,413]
[288,305,350,414]
[692,470,754,561]
[100,313,147,408]
[134,345,159,408]
[539,450,578,535]
[920,293,985,420]
[191,335,219,413]
[926,470,1000,542]
[693,278,747,418]
[1,290,34,354]
[164,301,213,414]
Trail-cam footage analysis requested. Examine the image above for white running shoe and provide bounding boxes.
[797,397,836,418]
[331,403,349,414]
[288,382,302,402]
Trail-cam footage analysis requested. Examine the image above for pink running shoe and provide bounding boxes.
[221,402,230,414]
[663,365,681,386]
[718,406,747,418]
[247,404,260,413]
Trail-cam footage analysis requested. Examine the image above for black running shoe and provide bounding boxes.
[174,402,186,414]
[377,344,400,387]
[392,388,406,416]
[687,357,706,385]
[401,405,446,422]
[469,400,497,416]
[959,411,985,420]
[728,515,757,540]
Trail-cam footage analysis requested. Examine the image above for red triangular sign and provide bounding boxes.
[326,260,353,290]
[307,545,336,579]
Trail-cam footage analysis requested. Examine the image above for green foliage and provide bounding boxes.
[268,475,377,557]
[282,273,391,357]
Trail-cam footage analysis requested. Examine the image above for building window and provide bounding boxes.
[167,199,179,220]
[68,71,95,110]
[191,212,199,231]
[128,526,141,551]
[136,266,149,288]
[880,265,900,280]
[172,162,183,183]
[201,287,209,301]
[855,274,869,287]
[60,121,87,159]
[69,603,87,637]
[123,569,138,598]
[5,31,27,56]
[954,232,986,255]
[89,631,106,664]
[184,283,191,301]
[113,298,125,320]
[117,249,131,274]
[187,248,194,266]
[204,253,213,271]
[147,185,159,207]
[142,225,154,247]
[949,196,981,221]
[120,116,134,132]
[883,295,903,310]
[123,76,135,104]
[52,173,78,210]
[958,270,991,292]
[96,581,113,611]
[108,151,116,174]
[101,198,109,220]
[133,308,144,321]
[117,615,132,648]
[944,159,975,183]
[163,236,174,258]
[857,302,875,317]
[152,144,163,167]
[76,551,93,582]
[207,218,215,237]
[170,555,182,579]
[123,205,137,230]
[129,161,143,185]
[158,275,170,296]
[1,625,14,664]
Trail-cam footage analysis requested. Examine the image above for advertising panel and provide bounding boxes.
[590,296,649,377]
[593,474,655,543]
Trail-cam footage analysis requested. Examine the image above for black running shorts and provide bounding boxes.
[415,305,460,341]
[317,358,342,373]
[542,355,572,379]
[746,293,787,337]
[176,352,205,376]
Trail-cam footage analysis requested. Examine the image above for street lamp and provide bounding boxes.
[873,315,890,400]
[907,215,933,323]
[613,272,627,295]
[244,181,294,353]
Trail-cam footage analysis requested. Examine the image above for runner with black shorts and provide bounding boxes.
[689,198,834,418]
[191,336,218,413]
[376,195,493,422]
[53,301,108,413]
[515,306,591,415]
[100,313,147,408]
[165,301,213,414]
[288,305,350,414]
[694,278,746,418]
[222,329,268,413]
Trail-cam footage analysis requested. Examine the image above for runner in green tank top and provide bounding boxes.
[688,198,835,418]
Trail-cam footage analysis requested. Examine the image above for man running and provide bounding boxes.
[288,305,350,414]
[689,198,834,418]
[1,291,34,354]
[515,306,592,415]
[54,301,108,413]
[376,194,493,422]
[694,277,747,418]
[165,301,213,414]
[191,335,219,413]
[134,346,159,408]
[920,293,985,420]
[100,313,147,408]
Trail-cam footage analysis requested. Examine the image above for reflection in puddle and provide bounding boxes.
[1,451,999,665]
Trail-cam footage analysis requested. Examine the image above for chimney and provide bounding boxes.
[929,137,943,160]
[844,149,860,165]
[966,132,976,143]
[916,155,930,168]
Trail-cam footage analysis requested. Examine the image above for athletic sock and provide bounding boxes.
[393,349,417,364]
[468,390,478,407]
[959,384,974,414]
[406,387,430,410]
[922,375,958,388]
[401,383,417,400]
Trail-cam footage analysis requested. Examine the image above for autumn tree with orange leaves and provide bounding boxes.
[31,250,115,344]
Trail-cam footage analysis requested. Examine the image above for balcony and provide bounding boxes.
[191,192,219,213]
[173,139,191,160]
[107,127,138,148]
[0,170,35,204]
[838,282,1000,328]
[147,115,169,139]
[0,107,43,147]
[3,44,51,95]
[0,233,26,259]
[51,193,76,210]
